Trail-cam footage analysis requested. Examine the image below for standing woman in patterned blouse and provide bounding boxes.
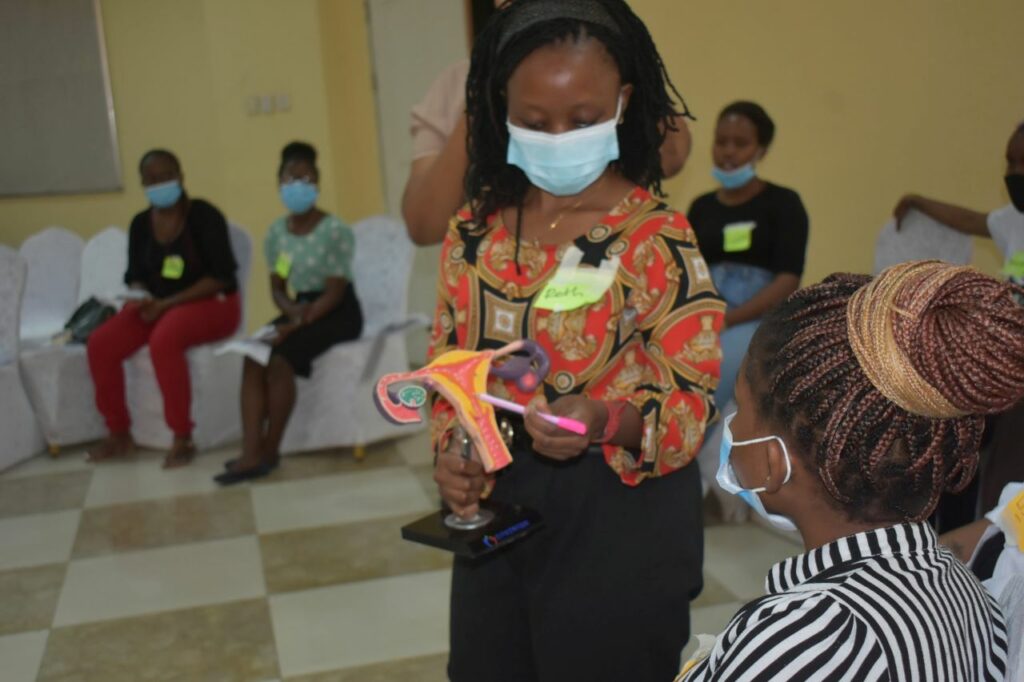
[430,2,724,680]
[216,142,362,485]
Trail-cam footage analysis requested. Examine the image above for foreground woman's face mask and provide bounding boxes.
[716,412,797,532]
[506,96,622,197]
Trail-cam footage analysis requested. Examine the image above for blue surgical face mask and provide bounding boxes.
[712,163,756,190]
[280,180,319,215]
[144,180,183,209]
[716,412,797,532]
[506,96,622,197]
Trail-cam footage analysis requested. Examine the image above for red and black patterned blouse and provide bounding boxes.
[429,186,725,486]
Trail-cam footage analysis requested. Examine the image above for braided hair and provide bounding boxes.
[746,266,1024,524]
[464,0,690,228]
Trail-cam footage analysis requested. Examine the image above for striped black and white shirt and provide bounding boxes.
[680,523,1007,681]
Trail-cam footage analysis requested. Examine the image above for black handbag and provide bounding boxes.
[64,297,116,344]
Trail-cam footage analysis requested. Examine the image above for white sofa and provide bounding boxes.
[0,246,45,470]
[18,226,84,344]
[19,227,127,453]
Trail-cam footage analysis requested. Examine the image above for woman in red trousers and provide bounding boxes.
[87,149,241,468]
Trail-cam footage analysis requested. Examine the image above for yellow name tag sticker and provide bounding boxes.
[534,246,619,312]
[275,252,292,279]
[1002,251,1024,281]
[723,221,756,253]
[161,255,185,280]
[1002,489,1024,551]
[535,274,607,311]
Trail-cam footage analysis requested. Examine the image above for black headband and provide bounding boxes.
[496,0,621,55]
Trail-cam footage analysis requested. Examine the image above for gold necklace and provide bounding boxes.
[548,197,585,231]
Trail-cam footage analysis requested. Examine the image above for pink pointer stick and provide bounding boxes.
[477,393,589,436]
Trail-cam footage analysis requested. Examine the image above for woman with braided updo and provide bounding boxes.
[678,261,1019,681]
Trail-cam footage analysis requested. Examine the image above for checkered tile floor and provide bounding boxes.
[0,432,799,681]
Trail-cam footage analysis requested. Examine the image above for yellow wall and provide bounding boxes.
[319,0,386,221]
[4,0,1022,325]
[636,0,1023,283]
[0,0,384,329]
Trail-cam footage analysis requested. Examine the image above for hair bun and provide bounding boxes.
[848,261,1024,418]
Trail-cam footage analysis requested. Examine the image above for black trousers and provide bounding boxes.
[448,443,704,682]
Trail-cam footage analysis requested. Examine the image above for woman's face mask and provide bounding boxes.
[280,179,319,215]
[506,95,623,197]
[716,412,797,532]
[144,180,183,209]
[712,163,756,190]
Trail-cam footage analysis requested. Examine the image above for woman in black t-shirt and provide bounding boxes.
[86,149,242,468]
[687,101,809,414]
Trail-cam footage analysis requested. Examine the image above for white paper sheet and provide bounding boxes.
[874,208,973,274]
[114,289,150,302]
[214,325,277,366]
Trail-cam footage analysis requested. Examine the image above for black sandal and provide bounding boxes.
[223,456,280,471]
[213,462,276,486]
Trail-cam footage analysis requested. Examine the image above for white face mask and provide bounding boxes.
[715,413,797,532]
[505,96,623,196]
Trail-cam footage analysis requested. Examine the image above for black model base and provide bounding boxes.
[401,499,543,559]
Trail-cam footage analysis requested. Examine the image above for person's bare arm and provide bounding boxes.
[724,273,800,327]
[659,115,691,179]
[300,277,348,325]
[270,275,302,320]
[939,518,993,564]
[894,194,990,237]
[401,114,469,246]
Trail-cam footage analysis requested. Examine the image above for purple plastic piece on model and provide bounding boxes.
[488,340,550,391]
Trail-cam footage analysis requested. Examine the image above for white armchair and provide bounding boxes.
[18,226,84,344]
[125,223,253,449]
[0,246,45,470]
[19,228,127,453]
[279,215,428,455]
[874,208,972,274]
[79,226,130,303]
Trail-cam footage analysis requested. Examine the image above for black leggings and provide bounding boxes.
[448,443,704,682]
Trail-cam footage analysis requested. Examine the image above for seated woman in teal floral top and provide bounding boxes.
[216,141,363,485]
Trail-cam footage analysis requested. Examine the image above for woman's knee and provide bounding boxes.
[243,357,266,375]
[148,323,186,360]
[267,355,295,383]
[242,357,268,386]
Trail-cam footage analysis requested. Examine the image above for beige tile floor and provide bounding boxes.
[0,432,800,681]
